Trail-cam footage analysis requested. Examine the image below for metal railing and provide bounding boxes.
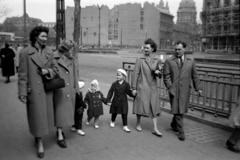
[123,62,240,118]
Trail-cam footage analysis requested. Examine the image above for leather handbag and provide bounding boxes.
[40,69,65,91]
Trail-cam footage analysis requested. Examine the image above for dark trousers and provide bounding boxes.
[228,128,240,145]
[111,114,128,126]
[73,112,84,130]
[171,114,184,133]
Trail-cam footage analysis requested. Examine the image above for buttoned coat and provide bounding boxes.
[131,56,162,117]
[107,80,134,114]
[53,51,79,127]
[163,55,201,114]
[0,47,15,76]
[84,90,107,117]
[18,45,57,137]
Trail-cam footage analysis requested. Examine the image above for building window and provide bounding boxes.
[140,10,144,16]
[140,24,143,30]
[108,24,113,29]
[114,24,118,29]
[83,17,86,21]
[84,32,86,37]
[94,32,96,36]
[115,18,119,23]
[108,35,113,40]
[140,17,144,22]
[114,30,118,35]
[108,30,113,34]
[114,35,118,40]
[224,0,230,7]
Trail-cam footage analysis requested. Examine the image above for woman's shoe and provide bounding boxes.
[110,121,115,128]
[94,125,99,129]
[123,126,131,133]
[56,131,65,139]
[152,131,162,137]
[57,139,67,148]
[86,121,90,125]
[70,126,76,131]
[37,151,44,158]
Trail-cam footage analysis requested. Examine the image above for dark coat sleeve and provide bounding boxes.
[100,91,107,105]
[107,83,115,103]
[126,82,134,98]
[84,92,90,105]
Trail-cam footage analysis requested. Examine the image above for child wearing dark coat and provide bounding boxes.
[84,79,107,129]
[70,81,87,136]
[107,69,134,133]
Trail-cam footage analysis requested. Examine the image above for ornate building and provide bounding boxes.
[177,0,197,25]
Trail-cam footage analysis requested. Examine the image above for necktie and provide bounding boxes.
[179,57,183,67]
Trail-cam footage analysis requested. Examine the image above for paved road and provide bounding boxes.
[0,72,239,160]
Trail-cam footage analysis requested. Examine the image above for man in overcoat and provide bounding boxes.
[163,41,202,141]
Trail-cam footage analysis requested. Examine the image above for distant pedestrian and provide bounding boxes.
[84,79,107,129]
[131,38,163,137]
[71,81,87,136]
[163,40,202,141]
[226,95,240,153]
[18,26,58,158]
[107,69,134,133]
[53,39,79,148]
[0,43,15,83]
[15,44,23,72]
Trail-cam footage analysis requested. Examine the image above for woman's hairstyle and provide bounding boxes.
[29,26,49,44]
[175,41,187,48]
[144,38,157,52]
[58,39,74,52]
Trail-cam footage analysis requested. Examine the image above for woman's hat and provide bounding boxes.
[78,81,85,89]
[58,39,74,51]
[117,69,127,77]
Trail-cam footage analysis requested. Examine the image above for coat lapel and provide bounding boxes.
[28,46,44,68]
[41,48,53,66]
[54,51,69,71]
[144,54,156,70]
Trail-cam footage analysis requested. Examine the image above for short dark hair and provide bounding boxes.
[29,26,49,44]
[175,41,187,48]
[144,38,157,52]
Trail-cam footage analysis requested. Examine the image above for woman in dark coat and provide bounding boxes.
[18,26,58,158]
[107,69,134,132]
[0,43,15,83]
[53,39,79,148]
[131,38,163,137]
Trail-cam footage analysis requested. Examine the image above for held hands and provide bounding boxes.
[132,90,137,97]
[19,95,27,103]
[154,70,161,75]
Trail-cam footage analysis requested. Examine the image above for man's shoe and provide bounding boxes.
[171,123,178,132]
[57,139,67,148]
[226,141,240,153]
[178,132,185,141]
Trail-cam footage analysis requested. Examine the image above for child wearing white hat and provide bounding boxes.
[84,79,107,129]
[70,81,87,136]
[107,69,134,132]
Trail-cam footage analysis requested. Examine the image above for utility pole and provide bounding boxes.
[97,5,103,49]
[23,0,27,44]
[56,0,66,49]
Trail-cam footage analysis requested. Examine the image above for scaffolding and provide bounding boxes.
[201,0,239,53]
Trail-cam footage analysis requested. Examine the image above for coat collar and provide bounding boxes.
[169,54,191,69]
[54,51,69,71]
[28,45,53,68]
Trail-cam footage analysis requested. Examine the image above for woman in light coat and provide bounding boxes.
[131,38,163,137]
[53,39,79,148]
[18,26,58,158]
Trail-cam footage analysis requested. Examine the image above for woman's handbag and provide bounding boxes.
[39,68,65,91]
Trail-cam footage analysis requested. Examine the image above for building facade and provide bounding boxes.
[177,0,197,25]
[201,0,239,53]
[65,1,174,48]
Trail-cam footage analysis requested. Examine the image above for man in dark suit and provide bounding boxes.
[163,41,202,141]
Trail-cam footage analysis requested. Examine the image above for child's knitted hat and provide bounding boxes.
[78,81,85,89]
[90,79,100,92]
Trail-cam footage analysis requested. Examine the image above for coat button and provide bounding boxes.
[66,71,69,74]
[67,95,70,98]
[66,83,69,86]
[37,82,40,84]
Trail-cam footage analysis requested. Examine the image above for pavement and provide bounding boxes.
[0,72,240,160]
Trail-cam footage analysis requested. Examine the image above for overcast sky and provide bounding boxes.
[0,0,203,23]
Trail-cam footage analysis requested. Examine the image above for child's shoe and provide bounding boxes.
[86,121,89,126]
[110,121,115,128]
[77,130,85,136]
[123,126,131,133]
[70,126,76,131]
[94,124,99,129]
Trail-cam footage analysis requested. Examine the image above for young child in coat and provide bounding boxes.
[84,79,107,129]
[70,81,87,136]
[107,69,134,133]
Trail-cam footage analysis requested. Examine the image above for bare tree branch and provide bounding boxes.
[0,1,12,18]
